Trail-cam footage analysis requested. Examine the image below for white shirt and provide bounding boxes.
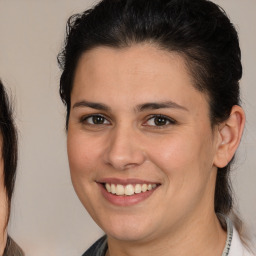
[222,217,255,256]
[229,227,255,256]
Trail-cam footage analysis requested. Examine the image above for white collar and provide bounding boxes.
[222,217,254,256]
[229,227,245,256]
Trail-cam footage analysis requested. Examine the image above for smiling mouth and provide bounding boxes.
[104,183,159,196]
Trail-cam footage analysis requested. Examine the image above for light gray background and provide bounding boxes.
[0,1,255,255]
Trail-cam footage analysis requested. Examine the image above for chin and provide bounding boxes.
[98,214,158,243]
[106,228,151,242]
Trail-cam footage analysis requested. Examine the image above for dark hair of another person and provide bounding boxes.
[0,80,24,255]
[0,80,17,224]
[58,0,245,241]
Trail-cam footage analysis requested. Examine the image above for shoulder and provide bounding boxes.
[82,235,108,256]
[3,236,24,256]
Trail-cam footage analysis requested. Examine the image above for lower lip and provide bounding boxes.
[99,184,158,206]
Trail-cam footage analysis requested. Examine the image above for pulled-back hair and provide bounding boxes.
[58,0,243,236]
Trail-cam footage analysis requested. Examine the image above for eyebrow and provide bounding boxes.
[72,100,188,112]
[73,100,110,111]
[136,101,188,112]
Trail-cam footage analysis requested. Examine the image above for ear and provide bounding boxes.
[213,105,245,168]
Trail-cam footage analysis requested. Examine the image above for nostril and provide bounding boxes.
[104,153,146,171]
[102,130,146,170]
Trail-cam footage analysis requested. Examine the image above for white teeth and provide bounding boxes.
[105,183,157,196]
[110,184,116,194]
[106,183,111,192]
[125,184,134,195]
[141,184,148,192]
[116,184,125,195]
[134,184,142,194]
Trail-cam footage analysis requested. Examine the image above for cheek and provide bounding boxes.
[147,135,199,171]
[67,130,99,180]
[146,131,215,188]
[67,131,100,210]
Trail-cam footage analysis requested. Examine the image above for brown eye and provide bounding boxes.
[92,115,105,124]
[154,116,169,126]
[145,115,176,127]
[83,115,110,125]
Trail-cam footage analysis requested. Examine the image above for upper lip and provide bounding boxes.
[96,178,161,185]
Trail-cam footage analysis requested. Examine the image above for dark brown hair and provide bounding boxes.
[0,80,17,224]
[0,80,24,255]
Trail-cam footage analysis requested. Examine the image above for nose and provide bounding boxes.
[103,125,146,171]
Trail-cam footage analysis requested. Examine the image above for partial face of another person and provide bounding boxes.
[0,137,7,253]
[67,44,221,242]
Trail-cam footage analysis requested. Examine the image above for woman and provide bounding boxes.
[0,80,24,255]
[58,0,254,255]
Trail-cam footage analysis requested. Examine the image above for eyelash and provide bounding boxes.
[80,114,110,126]
[80,114,176,128]
[143,114,176,128]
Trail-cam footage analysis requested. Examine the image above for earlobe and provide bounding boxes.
[213,105,245,168]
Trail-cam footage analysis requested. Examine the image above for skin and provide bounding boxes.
[0,137,8,255]
[67,44,245,256]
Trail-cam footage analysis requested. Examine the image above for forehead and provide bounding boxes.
[72,44,209,113]
[76,44,188,73]
[74,44,195,90]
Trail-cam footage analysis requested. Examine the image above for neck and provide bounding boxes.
[107,212,227,256]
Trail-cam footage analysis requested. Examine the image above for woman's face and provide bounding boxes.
[67,44,220,242]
